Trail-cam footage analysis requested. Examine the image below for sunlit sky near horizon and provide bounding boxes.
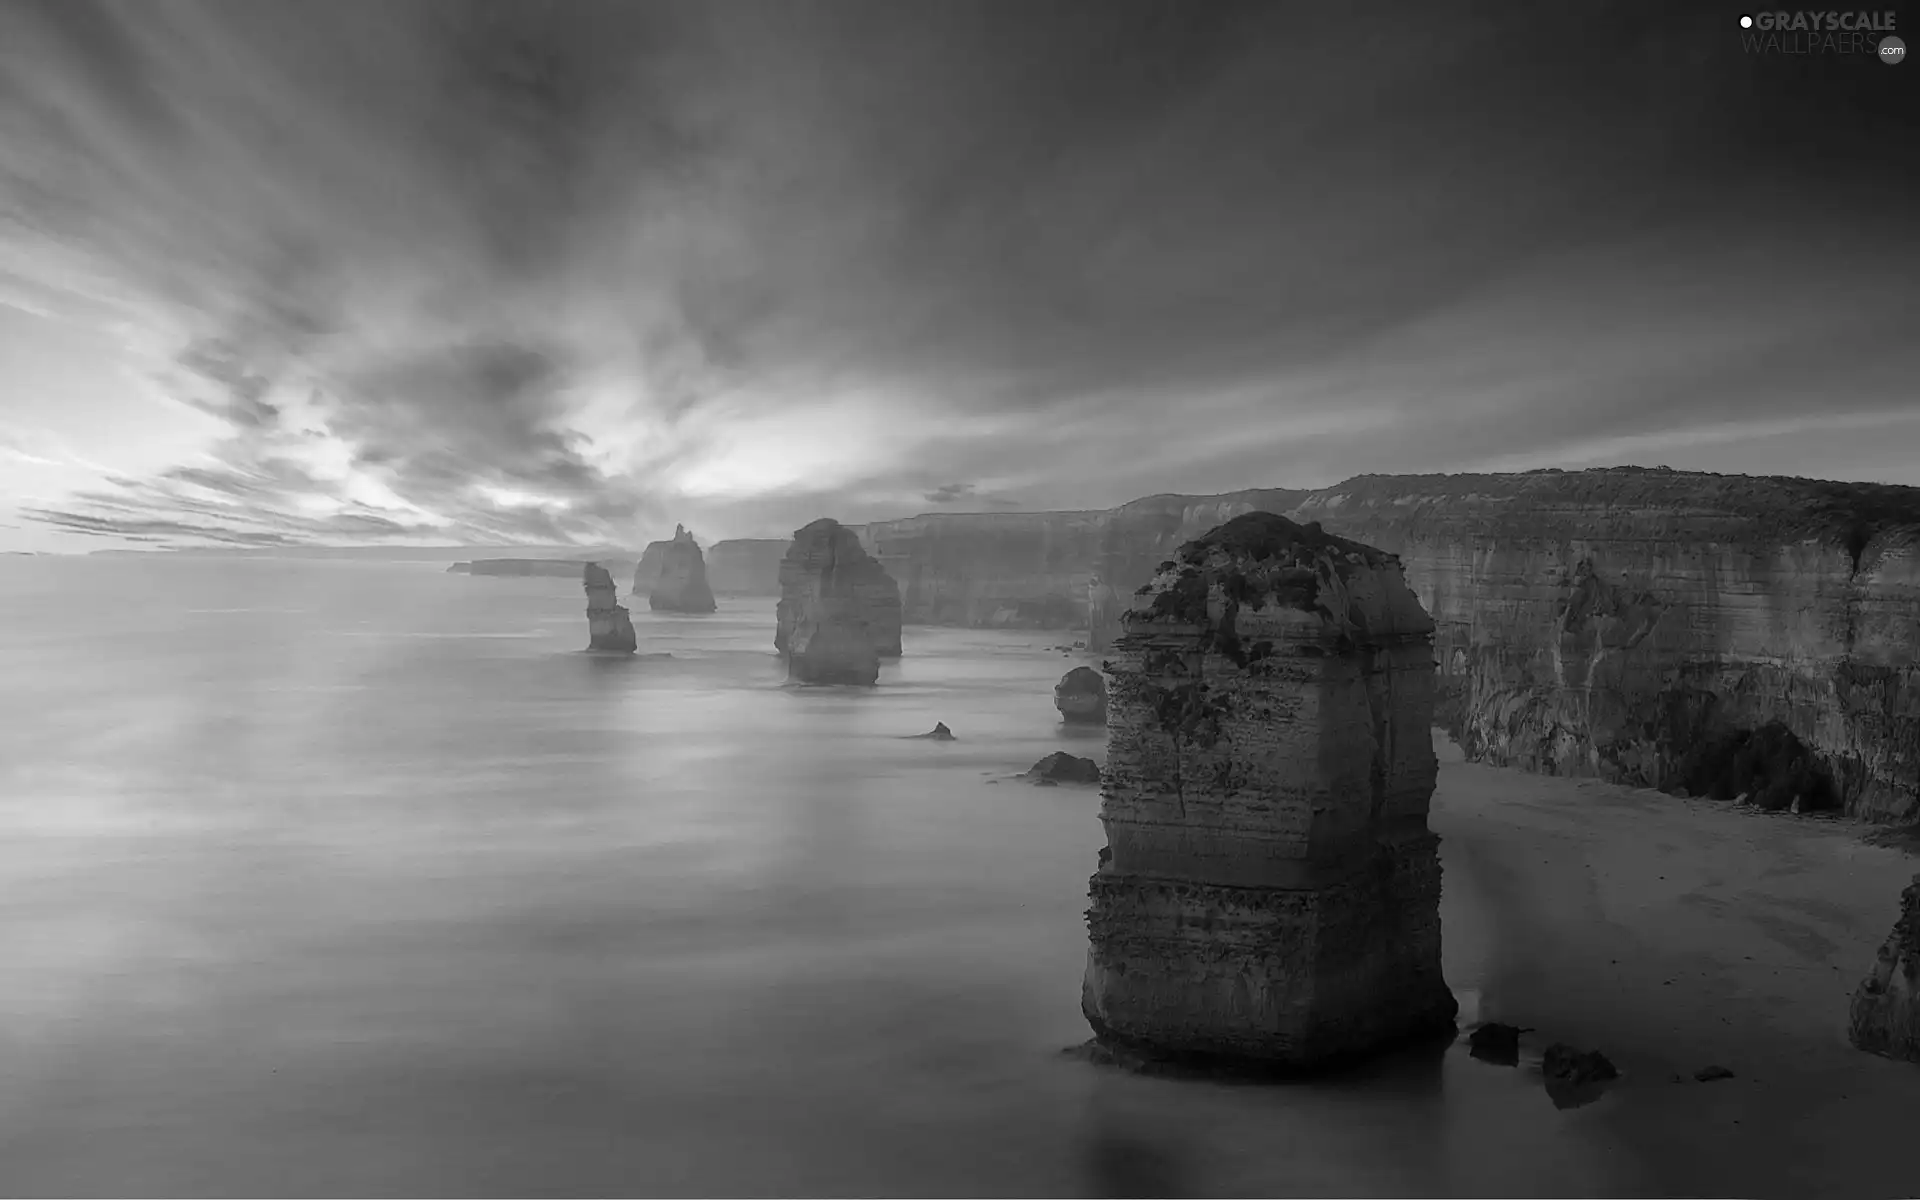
[1,0,1915,553]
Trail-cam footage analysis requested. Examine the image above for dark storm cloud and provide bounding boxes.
[4,0,1916,547]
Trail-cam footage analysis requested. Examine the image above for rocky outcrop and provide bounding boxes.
[706,539,788,595]
[774,519,900,684]
[583,562,636,653]
[1081,512,1458,1072]
[1055,666,1108,724]
[447,562,472,573]
[463,557,634,578]
[1028,752,1100,784]
[775,519,902,678]
[1849,873,1920,1061]
[1288,469,1920,822]
[642,525,718,613]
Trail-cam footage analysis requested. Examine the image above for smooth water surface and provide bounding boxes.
[0,555,1907,1197]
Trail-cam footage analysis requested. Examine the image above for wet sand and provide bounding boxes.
[1433,737,1920,1198]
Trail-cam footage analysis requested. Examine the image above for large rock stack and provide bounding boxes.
[1850,874,1920,1061]
[583,562,637,653]
[774,519,900,684]
[646,525,718,613]
[1081,512,1457,1072]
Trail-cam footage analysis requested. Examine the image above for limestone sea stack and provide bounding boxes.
[583,562,637,653]
[647,525,718,613]
[1849,874,1920,1061]
[774,519,899,684]
[1082,512,1458,1072]
[1055,665,1108,724]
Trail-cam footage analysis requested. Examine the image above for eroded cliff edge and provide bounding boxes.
[1082,512,1456,1070]
[1289,470,1920,823]
[858,469,1920,822]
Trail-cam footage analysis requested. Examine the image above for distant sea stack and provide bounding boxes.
[644,525,718,613]
[1081,512,1457,1072]
[774,519,900,684]
[1055,666,1108,725]
[1849,874,1920,1062]
[583,563,637,653]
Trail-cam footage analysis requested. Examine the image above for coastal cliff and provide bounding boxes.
[1289,470,1920,823]
[1081,513,1456,1070]
[645,526,718,613]
[706,539,788,595]
[855,469,1920,822]
[775,519,899,683]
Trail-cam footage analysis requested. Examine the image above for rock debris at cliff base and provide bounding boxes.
[1850,873,1920,1062]
[1082,511,1457,1071]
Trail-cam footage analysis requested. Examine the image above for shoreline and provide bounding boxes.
[1430,735,1920,1197]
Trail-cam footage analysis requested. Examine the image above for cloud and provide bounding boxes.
[1,0,1916,550]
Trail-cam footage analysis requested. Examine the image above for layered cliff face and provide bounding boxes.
[1288,469,1920,823]
[1082,513,1457,1070]
[705,539,788,595]
[775,519,901,684]
[645,525,718,613]
[583,563,636,654]
[1851,873,1920,1062]
[1055,665,1108,725]
[858,490,1309,637]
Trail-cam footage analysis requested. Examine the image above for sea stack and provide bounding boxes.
[1081,512,1457,1072]
[1849,874,1920,1062]
[583,562,637,653]
[1055,665,1108,725]
[775,519,897,684]
[647,525,718,613]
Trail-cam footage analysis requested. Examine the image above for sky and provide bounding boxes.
[0,0,1915,552]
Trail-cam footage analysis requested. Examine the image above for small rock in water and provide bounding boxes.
[1694,1064,1735,1082]
[906,722,955,741]
[1026,752,1101,784]
[1542,1043,1618,1086]
[1035,777,1060,787]
[1467,1022,1526,1065]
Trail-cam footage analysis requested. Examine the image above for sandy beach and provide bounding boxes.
[1432,736,1920,1198]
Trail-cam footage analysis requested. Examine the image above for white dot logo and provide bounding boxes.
[1882,35,1907,64]
[1739,14,1753,27]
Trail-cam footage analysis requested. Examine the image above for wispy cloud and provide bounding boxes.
[1,0,1914,550]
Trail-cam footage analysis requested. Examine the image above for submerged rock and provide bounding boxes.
[1542,1043,1618,1085]
[1081,512,1458,1073]
[583,562,637,653]
[1055,666,1108,725]
[1028,752,1101,785]
[1850,873,1920,1062]
[1468,1022,1525,1065]
[645,525,719,614]
[1694,1064,1736,1082]
[776,519,899,684]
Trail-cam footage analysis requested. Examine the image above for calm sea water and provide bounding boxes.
[0,555,1786,1196]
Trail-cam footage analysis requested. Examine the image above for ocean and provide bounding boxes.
[0,555,1910,1197]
